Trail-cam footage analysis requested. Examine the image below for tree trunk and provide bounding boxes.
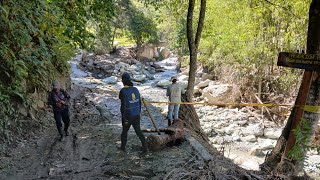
[180,0,206,135]
[186,0,206,100]
[146,119,185,151]
[111,27,117,48]
[262,0,320,173]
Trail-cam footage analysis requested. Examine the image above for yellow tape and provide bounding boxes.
[144,101,292,107]
[101,85,320,113]
[304,105,320,113]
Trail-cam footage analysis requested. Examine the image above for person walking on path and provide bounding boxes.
[119,72,148,153]
[48,81,71,141]
[166,76,184,126]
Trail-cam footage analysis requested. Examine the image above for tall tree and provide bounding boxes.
[179,0,206,136]
[262,0,320,174]
[186,0,206,100]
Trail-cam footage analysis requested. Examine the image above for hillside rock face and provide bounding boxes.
[17,74,71,117]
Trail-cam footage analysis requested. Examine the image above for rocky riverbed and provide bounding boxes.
[74,47,320,179]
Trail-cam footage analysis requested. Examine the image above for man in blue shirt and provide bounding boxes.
[119,72,147,153]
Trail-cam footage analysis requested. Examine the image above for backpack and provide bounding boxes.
[122,87,141,117]
[47,89,65,106]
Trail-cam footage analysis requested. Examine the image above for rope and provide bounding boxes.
[101,85,320,113]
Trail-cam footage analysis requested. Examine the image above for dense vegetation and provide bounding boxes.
[149,0,311,103]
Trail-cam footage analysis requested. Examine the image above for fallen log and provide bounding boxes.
[142,128,170,133]
[146,119,185,151]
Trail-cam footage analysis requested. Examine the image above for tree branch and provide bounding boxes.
[195,0,206,50]
[261,0,298,18]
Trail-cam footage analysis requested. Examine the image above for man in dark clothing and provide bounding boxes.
[119,72,148,153]
[49,81,71,141]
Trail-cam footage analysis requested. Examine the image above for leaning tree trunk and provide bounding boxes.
[180,0,206,135]
[262,0,320,173]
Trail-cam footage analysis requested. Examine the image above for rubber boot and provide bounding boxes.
[64,126,69,136]
[58,127,63,141]
[141,139,148,154]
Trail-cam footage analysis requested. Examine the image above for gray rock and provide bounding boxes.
[243,123,264,137]
[132,75,146,82]
[257,138,276,150]
[157,80,171,87]
[241,135,257,142]
[178,75,189,81]
[102,76,118,84]
[202,73,214,80]
[202,82,233,103]
[264,128,282,139]
[197,79,211,88]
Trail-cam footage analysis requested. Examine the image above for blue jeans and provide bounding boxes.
[168,104,180,120]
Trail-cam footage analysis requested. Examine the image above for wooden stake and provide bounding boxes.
[282,70,313,160]
[142,98,161,135]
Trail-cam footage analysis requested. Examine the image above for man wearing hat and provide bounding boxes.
[48,80,71,141]
[166,76,184,126]
[119,72,148,153]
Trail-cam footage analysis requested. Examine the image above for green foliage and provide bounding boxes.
[51,0,115,50]
[114,37,136,46]
[0,0,116,143]
[288,118,313,166]
[127,10,159,47]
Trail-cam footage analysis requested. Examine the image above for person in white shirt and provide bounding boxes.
[166,76,184,126]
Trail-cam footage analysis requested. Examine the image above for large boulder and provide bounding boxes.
[160,48,171,59]
[196,79,211,88]
[136,44,156,60]
[202,82,233,103]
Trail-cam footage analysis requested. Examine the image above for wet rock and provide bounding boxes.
[129,64,142,72]
[102,76,118,84]
[151,63,162,69]
[132,75,146,82]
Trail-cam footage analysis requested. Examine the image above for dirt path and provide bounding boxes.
[0,85,197,180]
